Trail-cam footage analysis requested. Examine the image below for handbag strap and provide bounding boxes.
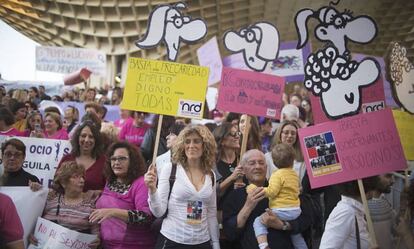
[355,215,361,249]
[162,163,177,218]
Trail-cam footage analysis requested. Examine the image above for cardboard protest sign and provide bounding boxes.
[41,101,121,122]
[0,136,71,188]
[121,58,209,119]
[299,108,406,189]
[197,36,223,85]
[353,54,398,108]
[386,42,414,114]
[264,41,311,83]
[135,2,207,61]
[392,109,414,160]
[216,67,285,118]
[36,46,106,76]
[295,5,381,119]
[27,217,97,249]
[222,53,251,71]
[223,21,280,72]
[311,74,386,124]
[0,187,48,248]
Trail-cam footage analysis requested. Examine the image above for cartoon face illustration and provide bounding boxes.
[223,22,279,72]
[295,4,380,119]
[296,6,377,55]
[304,46,380,119]
[136,2,207,61]
[387,42,414,114]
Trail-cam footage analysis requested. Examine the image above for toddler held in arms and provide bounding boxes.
[248,143,307,249]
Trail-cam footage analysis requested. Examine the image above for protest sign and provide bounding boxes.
[222,53,251,71]
[353,54,398,108]
[392,109,414,160]
[299,108,406,189]
[311,73,386,124]
[0,187,48,248]
[197,36,223,85]
[121,58,209,119]
[0,136,71,188]
[216,67,285,118]
[41,101,121,122]
[36,46,106,76]
[386,42,414,114]
[264,41,311,83]
[27,217,97,249]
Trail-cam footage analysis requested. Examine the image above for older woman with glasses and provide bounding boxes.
[90,141,155,249]
[57,121,106,191]
[145,125,220,249]
[29,161,100,248]
[1,138,40,189]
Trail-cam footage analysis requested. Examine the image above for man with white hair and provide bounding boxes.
[222,149,312,249]
[280,104,306,128]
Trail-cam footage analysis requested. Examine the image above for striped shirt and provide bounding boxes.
[42,190,100,235]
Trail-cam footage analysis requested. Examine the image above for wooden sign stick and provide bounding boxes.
[357,179,378,247]
[240,115,251,159]
[151,114,164,165]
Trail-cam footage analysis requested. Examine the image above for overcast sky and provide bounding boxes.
[0,20,63,82]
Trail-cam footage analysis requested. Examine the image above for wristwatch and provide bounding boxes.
[282,221,290,231]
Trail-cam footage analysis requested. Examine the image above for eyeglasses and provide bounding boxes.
[3,151,24,159]
[184,138,203,145]
[246,160,266,166]
[110,156,129,163]
[227,131,241,138]
[282,130,297,136]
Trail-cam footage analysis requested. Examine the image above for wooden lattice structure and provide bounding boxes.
[1,0,413,83]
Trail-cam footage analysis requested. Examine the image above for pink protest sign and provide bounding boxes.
[197,36,223,85]
[216,67,285,118]
[299,108,406,189]
[311,75,386,124]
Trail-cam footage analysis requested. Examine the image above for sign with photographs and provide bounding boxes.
[216,67,285,118]
[299,108,406,188]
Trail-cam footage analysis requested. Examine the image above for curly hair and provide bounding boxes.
[52,161,85,194]
[104,141,146,185]
[172,125,216,174]
[70,121,103,158]
[272,120,303,162]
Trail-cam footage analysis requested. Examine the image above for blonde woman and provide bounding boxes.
[145,125,220,249]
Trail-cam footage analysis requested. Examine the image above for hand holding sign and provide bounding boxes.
[144,164,158,194]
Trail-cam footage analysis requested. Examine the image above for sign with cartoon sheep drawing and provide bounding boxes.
[295,4,381,119]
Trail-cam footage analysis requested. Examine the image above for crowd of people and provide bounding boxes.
[0,84,413,249]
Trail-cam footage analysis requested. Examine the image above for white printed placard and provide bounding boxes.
[0,136,71,188]
[0,187,48,248]
[27,217,97,249]
[36,46,106,76]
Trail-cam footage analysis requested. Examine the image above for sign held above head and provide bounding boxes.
[294,2,381,119]
[136,2,207,62]
[386,42,414,115]
[223,21,280,72]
